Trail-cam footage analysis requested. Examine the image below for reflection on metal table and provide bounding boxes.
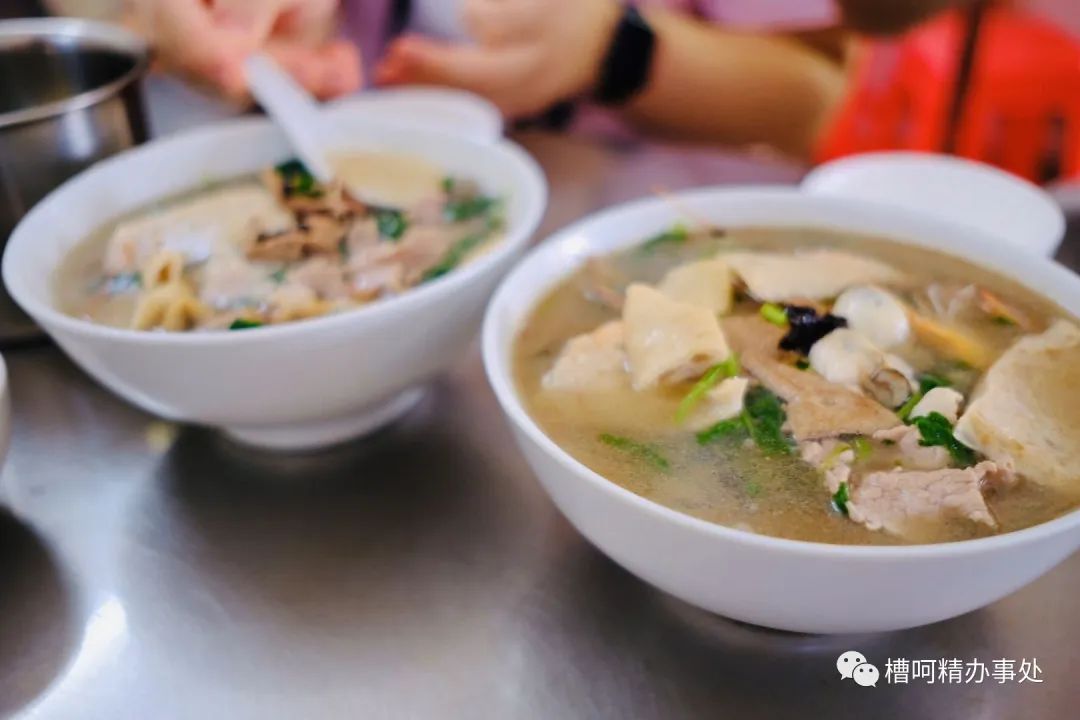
[1,114,1078,719]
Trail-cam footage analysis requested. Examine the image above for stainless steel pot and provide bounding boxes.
[0,18,149,343]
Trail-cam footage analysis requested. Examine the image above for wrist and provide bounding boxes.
[567,0,623,99]
[591,4,657,106]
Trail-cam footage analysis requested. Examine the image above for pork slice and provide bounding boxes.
[198,250,276,309]
[623,284,731,390]
[955,320,1080,493]
[847,462,1013,536]
[542,321,629,392]
[289,256,350,300]
[351,263,406,299]
[345,217,381,255]
[720,249,904,302]
[722,316,900,440]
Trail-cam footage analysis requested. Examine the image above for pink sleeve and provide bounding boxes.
[642,0,839,30]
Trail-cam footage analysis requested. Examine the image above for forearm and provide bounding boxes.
[621,10,847,160]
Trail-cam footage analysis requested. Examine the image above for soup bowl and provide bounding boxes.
[3,107,546,450]
[482,186,1080,634]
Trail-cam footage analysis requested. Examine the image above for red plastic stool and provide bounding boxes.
[817,5,1080,183]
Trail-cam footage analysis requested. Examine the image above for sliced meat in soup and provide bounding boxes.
[514,225,1080,545]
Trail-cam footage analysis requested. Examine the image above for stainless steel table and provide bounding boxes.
[1,117,1078,719]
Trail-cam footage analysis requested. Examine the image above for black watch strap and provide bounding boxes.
[592,5,657,106]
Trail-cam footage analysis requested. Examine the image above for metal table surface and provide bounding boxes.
[2,104,1079,718]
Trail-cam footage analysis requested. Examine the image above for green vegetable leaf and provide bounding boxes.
[795,358,810,371]
[741,386,792,456]
[912,411,976,466]
[675,354,740,423]
[640,223,689,253]
[422,233,489,282]
[832,482,850,515]
[374,208,408,241]
[441,176,456,194]
[269,267,287,284]
[229,318,264,331]
[852,436,873,460]
[696,417,747,445]
[598,433,670,471]
[444,195,497,222]
[896,392,921,421]
[898,373,956,421]
[918,373,952,395]
[760,302,788,326]
[275,159,322,197]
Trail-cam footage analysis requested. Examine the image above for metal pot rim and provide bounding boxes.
[0,17,150,130]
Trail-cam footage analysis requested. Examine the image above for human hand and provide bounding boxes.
[126,0,361,100]
[375,0,621,117]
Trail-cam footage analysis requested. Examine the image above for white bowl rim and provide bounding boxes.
[482,185,1080,560]
[2,113,547,347]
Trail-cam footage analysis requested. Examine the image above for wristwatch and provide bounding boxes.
[592,4,658,106]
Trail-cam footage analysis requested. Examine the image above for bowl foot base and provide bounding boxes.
[221,388,425,451]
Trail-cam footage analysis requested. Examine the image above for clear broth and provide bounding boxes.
[514,227,1080,545]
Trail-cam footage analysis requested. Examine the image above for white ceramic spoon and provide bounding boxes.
[243,54,447,208]
[244,53,336,183]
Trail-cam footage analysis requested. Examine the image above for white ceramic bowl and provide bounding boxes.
[803,152,1066,257]
[3,107,546,450]
[483,186,1080,634]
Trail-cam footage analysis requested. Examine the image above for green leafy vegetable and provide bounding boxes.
[422,233,489,282]
[918,373,951,395]
[832,482,850,515]
[717,353,741,378]
[696,417,747,445]
[598,433,670,471]
[640,223,689,253]
[912,411,976,466]
[374,208,408,241]
[675,354,740,423]
[898,373,955,421]
[444,195,497,222]
[852,436,873,460]
[441,176,456,194]
[268,268,287,284]
[794,358,810,371]
[229,318,264,331]
[275,159,322,197]
[896,393,921,421]
[741,386,792,456]
[760,302,788,326]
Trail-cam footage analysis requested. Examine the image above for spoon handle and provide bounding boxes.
[244,53,335,183]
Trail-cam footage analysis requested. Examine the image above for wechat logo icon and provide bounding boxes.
[838,650,879,687]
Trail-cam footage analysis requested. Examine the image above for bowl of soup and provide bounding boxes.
[483,186,1080,633]
[3,107,546,449]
